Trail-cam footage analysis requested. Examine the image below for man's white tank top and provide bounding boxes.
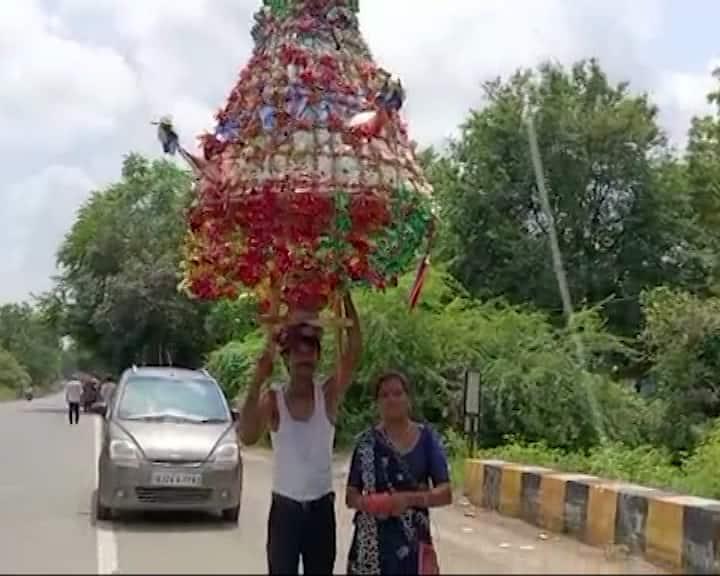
[270,381,335,502]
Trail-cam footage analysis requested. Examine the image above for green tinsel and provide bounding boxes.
[263,0,360,19]
[369,186,433,279]
[315,186,434,286]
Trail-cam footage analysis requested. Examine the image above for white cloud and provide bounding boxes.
[0,0,717,303]
[0,1,140,154]
[0,165,96,302]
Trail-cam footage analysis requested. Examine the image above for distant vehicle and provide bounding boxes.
[24,388,33,401]
[95,366,242,523]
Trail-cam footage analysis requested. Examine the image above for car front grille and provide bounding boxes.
[135,487,212,504]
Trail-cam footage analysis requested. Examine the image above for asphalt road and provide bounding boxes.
[0,394,664,574]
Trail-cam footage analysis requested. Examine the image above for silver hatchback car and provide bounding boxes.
[96,366,242,522]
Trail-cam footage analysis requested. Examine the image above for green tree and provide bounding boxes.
[687,68,720,230]
[433,59,703,334]
[0,348,31,394]
[0,303,61,387]
[57,154,211,373]
[685,68,720,291]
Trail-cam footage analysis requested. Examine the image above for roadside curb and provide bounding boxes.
[463,459,720,574]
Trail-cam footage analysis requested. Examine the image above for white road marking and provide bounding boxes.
[94,416,119,575]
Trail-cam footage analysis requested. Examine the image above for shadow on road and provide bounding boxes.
[21,406,71,415]
[90,490,237,534]
[21,406,103,418]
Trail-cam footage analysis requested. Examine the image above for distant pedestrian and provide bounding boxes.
[65,378,83,425]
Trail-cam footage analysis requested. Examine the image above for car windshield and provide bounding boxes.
[116,375,229,423]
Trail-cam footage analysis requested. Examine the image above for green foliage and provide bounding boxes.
[204,296,259,349]
[440,427,472,488]
[0,348,31,393]
[214,269,651,450]
[686,68,720,235]
[477,441,681,492]
[0,303,61,387]
[640,287,720,452]
[431,59,705,335]
[682,419,720,498]
[206,332,267,401]
[591,377,665,446]
[478,422,720,500]
[56,154,212,373]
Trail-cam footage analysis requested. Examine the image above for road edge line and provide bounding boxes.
[94,415,119,575]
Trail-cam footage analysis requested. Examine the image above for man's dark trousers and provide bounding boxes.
[267,492,336,575]
[68,402,80,425]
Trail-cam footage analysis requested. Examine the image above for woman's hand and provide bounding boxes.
[365,493,391,515]
[389,492,411,517]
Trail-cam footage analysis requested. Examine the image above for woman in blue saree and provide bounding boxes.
[346,372,453,575]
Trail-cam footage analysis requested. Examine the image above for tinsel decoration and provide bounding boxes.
[167,0,435,322]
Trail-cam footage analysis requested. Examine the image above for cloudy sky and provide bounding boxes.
[1,0,718,304]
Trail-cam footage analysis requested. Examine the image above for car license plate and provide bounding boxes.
[151,471,202,487]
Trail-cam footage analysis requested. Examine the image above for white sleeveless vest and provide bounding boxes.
[270,381,335,502]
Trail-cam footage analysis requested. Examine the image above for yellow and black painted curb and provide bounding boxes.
[463,459,720,574]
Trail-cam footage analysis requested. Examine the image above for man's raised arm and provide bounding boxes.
[327,292,362,405]
[238,337,275,446]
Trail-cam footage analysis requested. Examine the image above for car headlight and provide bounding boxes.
[210,441,239,469]
[109,438,142,468]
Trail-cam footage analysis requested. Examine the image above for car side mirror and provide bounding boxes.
[231,409,239,422]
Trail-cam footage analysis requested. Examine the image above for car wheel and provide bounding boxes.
[96,499,113,522]
[222,505,240,523]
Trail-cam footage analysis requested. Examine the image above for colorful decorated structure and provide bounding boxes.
[162,0,434,324]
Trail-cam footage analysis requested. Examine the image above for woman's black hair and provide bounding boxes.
[373,370,412,399]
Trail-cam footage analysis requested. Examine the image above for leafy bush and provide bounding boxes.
[592,377,666,447]
[640,287,720,452]
[440,427,472,488]
[204,296,259,349]
[0,348,31,394]
[585,443,680,490]
[477,440,680,493]
[476,420,720,500]
[206,333,266,401]
[208,269,654,451]
[682,419,720,499]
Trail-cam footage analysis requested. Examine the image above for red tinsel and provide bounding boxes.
[350,193,391,233]
[280,44,308,68]
[200,134,228,160]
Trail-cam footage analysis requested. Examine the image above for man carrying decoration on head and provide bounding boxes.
[239,293,361,575]
[154,0,436,569]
